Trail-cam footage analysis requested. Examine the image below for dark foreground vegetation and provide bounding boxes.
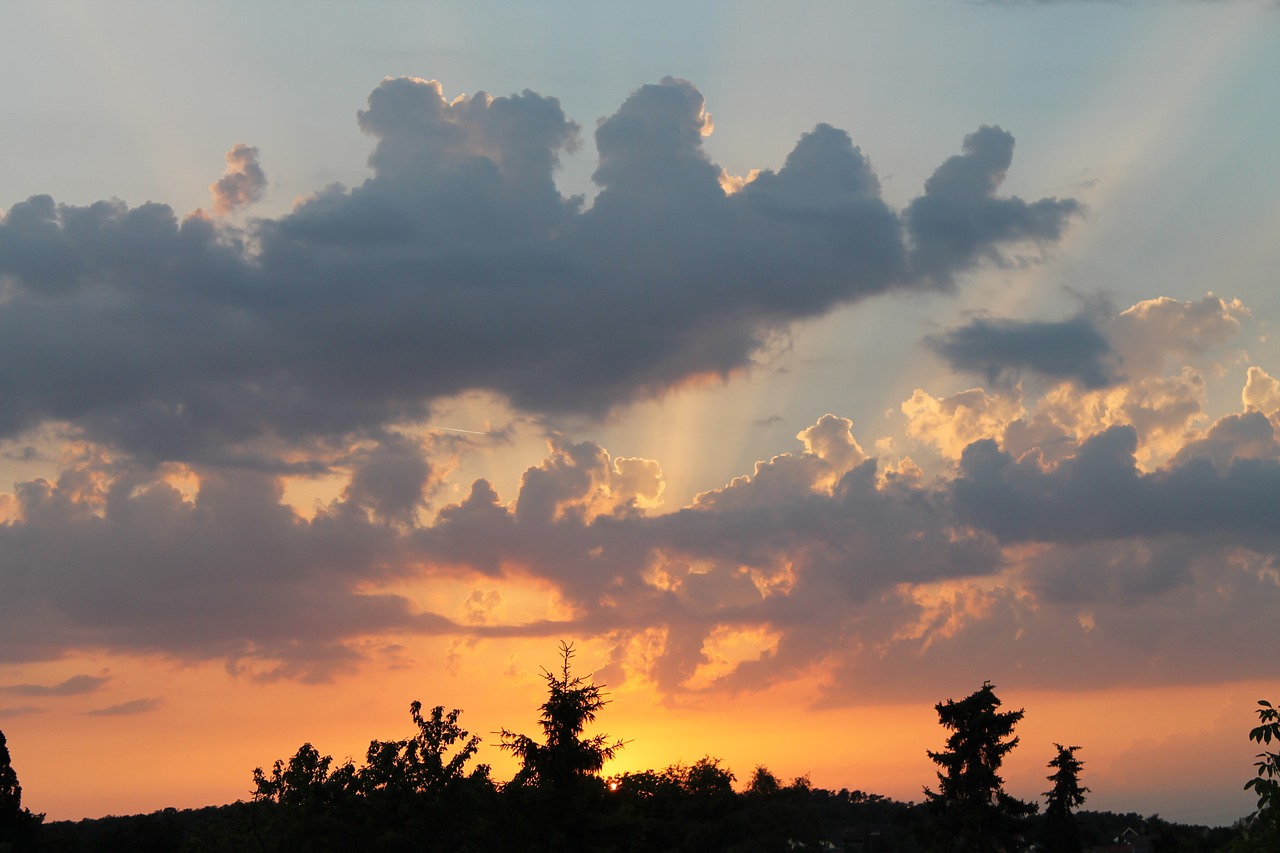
[5,645,1278,852]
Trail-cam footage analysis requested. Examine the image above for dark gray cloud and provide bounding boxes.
[0,674,109,696]
[953,425,1280,544]
[905,126,1081,285]
[0,77,1077,465]
[928,312,1119,388]
[339,433,436,527]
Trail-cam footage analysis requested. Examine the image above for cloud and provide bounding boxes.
[1109,295,1248,380]
[0,705,47,718]
[917,295,1250,465]
[928,312,1119,389]
[903,387,1027,459]
[0,674,109,696]
[210,144,267,215]
[953,424,1280,544]
[85,698,164,717]
[3,74,1272,708]
[0,77,1079,466]
[0,397,1276,703]
[1168,409,1280,471]
[1243,366,1280,414]
[905,125,1081,285]
[0,455,456,681]
[339,433,436,527]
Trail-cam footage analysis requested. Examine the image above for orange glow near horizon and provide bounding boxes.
[2,639,1268,827]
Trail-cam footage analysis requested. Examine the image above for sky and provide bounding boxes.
[1,0,1278,828]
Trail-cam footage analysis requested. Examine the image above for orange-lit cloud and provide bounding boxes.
[209,143,266,215]
[0,61,1275,830]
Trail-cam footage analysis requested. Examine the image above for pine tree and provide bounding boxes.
[1042,744,1088,853]
[923,681,1036,852]
[0,729,43,847]
[499,641,625,791]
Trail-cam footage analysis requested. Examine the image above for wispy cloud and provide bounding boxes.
[84,698,164,717]
[0,674,109,697]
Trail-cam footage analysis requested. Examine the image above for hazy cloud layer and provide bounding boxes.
[0,705,46,718]
[0,77,1077,465]
[0,675,109,697]
[84,698,164,717]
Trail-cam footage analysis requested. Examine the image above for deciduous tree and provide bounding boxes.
[359,701,488,797]
[1230,698,1280,850]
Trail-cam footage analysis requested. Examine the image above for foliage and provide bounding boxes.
[499,641,625,792]
[1224,698,1280,851]
[922,681,1036,852]
[1244,700,1280,821]
[249,701,495,852]
[1041,743,1088,853]
[0,729,43,851]
[358,701,488,798]
[251,742,357,808]
[23,667,1257,853]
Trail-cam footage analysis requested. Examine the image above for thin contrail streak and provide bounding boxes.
[425,425,489,435]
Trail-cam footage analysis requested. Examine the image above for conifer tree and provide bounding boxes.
[1042,743,1088,853]
[923,681,1036,852]
[0,729,43,847]
[499,641,625,791]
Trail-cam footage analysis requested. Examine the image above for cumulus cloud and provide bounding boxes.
[339,433,436,527]
[0,455,456,680]
[919,295,1252,465]
[1109,294,1248,379]
[0,400,1277,703]
[210,144,267,215]
[0,76,1078,466]
[3,74,1273,707]
[905,125,1081,284]
[903,387,1026,459]
[1243,366,1280,414]
[953,424,1280,545]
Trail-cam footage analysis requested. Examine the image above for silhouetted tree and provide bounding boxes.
[1042,744,1088,853]
[499,641,625,792]
[1225,699,1280,851]
[252,742,357,809]
[498,642,626,852]
[359,701,488,798]
[746,765,782,796]
[922,681,1036,852]
[250,702,497,852]
[0,729,43,851]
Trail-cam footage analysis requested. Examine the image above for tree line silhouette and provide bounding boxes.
[5,643,1277,851]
